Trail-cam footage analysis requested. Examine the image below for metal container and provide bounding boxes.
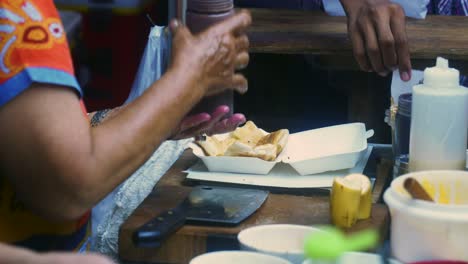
[186,0,235,115]
[387,93,412,178]
[393,154,409,179]
[394,93,412,157]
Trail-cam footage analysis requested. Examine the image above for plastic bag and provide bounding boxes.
[125,25,171,104]
[323,0,430,19]
[391,69,424,104]
[92,25,171,247]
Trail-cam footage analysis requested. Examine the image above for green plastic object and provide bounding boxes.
[304,226,379,261]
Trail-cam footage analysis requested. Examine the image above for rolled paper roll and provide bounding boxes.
[403,177,434,202]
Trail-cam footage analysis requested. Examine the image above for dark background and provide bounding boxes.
[59,0,391,143]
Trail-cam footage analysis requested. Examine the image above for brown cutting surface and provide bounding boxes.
[119,149,391,264]
[247,9,468,60]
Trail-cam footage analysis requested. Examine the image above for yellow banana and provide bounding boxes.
[330,174,372,228]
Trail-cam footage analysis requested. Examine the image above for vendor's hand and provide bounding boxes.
[171,105,246,140]
[340,0,412,81]
[169,10,252,97]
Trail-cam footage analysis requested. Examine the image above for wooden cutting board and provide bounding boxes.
[119,183,389,264]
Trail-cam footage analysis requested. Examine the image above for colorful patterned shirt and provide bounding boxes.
[427,0,468,15]
[0,0,90,252]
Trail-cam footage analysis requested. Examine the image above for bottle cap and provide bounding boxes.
[424,57,459,88]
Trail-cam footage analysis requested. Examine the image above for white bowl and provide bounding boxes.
[383,170,468,263]
[302,252,403,264]
[189,251,292,264]
[238,224,321,264]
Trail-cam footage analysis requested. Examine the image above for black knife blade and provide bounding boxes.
[132,186,268,248]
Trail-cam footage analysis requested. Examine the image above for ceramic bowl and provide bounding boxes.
[189,250,292,264]
[302,252,403,264]
[238,224,320,264]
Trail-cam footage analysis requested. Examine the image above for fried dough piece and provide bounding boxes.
[196,136,224,156]
[220,137,236,153]
[253,144,277,161]
[224,141,254,157]
[196,121,289,161]
[230,121,265,146]
[224,141,277,161]
[257,129,289,156]
[196,136,236,156]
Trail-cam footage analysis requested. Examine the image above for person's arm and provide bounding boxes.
[339,0,412,81]
[88,107,122,127]
[89,105,247,139]
[0,243,113,264]
[0,11,251,221]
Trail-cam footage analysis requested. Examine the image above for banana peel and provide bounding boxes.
[330,177,361,228]
[330,174,372,228]
[347,173,372,220]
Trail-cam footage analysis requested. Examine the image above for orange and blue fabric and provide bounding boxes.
[0,0,90,252]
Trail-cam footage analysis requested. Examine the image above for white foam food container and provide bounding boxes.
[189,123,374,175]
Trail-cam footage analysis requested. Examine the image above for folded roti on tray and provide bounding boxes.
[195,121,289,161]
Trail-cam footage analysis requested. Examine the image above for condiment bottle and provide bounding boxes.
[409,57,468,172]
[395,93,412,157]
[186,0,235,115]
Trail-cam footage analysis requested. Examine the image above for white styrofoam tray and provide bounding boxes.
[189,123,374,175]
[185,146,373,189]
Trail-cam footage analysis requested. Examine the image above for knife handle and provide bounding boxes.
[133,206,187,248]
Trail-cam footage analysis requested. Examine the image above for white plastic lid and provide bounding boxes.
[423,57,460,88]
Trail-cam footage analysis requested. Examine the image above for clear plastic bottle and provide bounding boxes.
[409,57,468,172]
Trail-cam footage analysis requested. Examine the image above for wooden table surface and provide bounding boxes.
[119,146,393,264]
[247,8,468,60]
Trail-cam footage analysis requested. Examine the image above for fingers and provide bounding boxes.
[211,113,246,135]
[361,19,387,76]
[234,35,250,70]
[175,109,245,139]
[181,106,229,135]
[390,9,412,81]
[228,113,247,126]
[169,19,180,32]
[236,35,249,51]
[211,118,230,135]
[230,74,248,94]
[350,3,411,80]
[235,52,249,70]
[169,19,192,41]
[192,10,251,98]
[350,27,372,72]
[179,113,211,132]
[210,105,231,121]
[374,12,397,72]
[178,106,230,138]
[210,10,252,36]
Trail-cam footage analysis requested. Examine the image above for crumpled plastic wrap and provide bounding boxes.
[92,138,191,259]
[125,25,170,105]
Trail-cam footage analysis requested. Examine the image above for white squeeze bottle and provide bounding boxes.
[409,57,468,172]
